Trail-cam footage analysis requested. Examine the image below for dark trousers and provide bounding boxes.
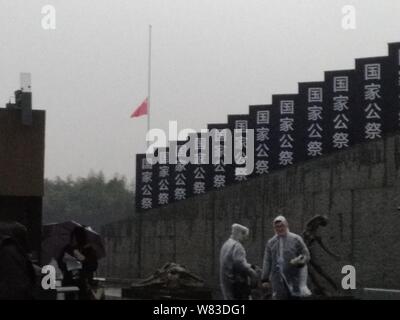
[232,281,251,300]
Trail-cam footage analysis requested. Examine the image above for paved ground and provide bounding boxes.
[105,287,123,300]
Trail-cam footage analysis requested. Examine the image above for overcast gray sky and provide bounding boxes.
[1,0,400,181]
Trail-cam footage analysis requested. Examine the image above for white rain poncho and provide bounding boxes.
[262,231,311,299]
[219,224,255,300]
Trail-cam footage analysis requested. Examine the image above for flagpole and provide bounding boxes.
[147,25,152,149]
[138,25,152,277]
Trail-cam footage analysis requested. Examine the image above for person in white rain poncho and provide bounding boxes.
[220,224,257,300]
[261,216,312,300]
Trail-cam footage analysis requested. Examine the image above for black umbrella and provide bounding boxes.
[41,221,106,265]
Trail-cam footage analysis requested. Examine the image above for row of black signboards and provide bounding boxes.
[135,42,400,212]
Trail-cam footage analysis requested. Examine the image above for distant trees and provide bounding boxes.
[43,171,135,231]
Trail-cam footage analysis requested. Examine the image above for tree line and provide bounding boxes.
[43,171,135,232]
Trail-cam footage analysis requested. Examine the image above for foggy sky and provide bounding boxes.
[1,0,400,182]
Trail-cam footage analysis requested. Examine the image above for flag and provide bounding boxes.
[131,98,148,118]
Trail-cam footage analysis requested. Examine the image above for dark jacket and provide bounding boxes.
[58,244,98,279]
[0,236,36,300]
[57,244,98,300]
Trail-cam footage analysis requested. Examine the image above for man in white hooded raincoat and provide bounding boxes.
[220,224,257,300]
[261,216,312,300]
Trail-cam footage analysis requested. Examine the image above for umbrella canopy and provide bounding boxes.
[41,221,106,265]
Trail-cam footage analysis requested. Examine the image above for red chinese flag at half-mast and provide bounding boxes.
[131,98,148,118]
